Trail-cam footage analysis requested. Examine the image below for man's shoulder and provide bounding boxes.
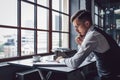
[89,29,101,37]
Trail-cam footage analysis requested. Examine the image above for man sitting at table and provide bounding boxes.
[56,10,120,80]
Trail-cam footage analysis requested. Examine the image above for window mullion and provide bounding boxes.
[48,0,52,52]
[34,0,37,54]
[18,0,21,57]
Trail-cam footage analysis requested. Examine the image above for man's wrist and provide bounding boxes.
[59,58,65,63]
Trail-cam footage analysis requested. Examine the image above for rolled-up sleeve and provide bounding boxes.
[64,33,97,69]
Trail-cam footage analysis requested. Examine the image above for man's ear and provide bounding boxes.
[85,21,90,27]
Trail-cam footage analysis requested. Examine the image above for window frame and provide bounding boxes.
[94,3,104,29]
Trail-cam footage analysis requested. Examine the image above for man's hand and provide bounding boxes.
[75,35,84,45]
[55,56,63,62]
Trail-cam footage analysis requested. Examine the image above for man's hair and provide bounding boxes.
[71,10,92,24]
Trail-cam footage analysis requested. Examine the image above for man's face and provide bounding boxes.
[73,18,90,37]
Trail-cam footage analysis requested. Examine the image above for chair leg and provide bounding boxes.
[36,69,46,80]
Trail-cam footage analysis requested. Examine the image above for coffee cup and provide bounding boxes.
[33,55,41,62]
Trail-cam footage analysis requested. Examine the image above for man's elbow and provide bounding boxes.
[66,62,80,69]
[71,65,79,69]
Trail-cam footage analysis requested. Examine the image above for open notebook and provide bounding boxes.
[33,61,66,67]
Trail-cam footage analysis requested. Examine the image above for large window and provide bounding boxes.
[0,0,69,60]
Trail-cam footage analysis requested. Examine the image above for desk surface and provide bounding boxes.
[38,58,95,72]
[8,56,96,73]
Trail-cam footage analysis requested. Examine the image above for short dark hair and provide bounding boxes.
[71,10,92,24]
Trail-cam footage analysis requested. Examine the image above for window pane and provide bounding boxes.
[21,2,34,28]
[37,31,48,53]
[0,0,17,26]
[95,15,98,25]
[61,33,69,48]
[100,9,104,17]
[99,18,103,27]
[52,12,69,31]
[37,0,48,7]
[52,0,69,13]
[21,30,34,56]
[52,32,60,49]
[37,7,48,30]
[101,19,103,27]
[0,28,17,59]
[95,5,98,14]
[52,0,60,11]
[52,32,68,49]
[61,0,69,13]
[52,11,61,31]
[62,14,69,32]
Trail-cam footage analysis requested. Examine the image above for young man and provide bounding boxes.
[56,10,120,80]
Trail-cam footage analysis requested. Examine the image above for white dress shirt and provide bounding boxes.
[59,26,110,69]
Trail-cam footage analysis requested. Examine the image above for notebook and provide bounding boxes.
[33,61,66,67]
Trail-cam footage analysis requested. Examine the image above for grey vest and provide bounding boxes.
[93,27,120,77]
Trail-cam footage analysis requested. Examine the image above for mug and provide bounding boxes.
[32,55,41,62]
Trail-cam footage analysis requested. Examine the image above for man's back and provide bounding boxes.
[93,27,120,77]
